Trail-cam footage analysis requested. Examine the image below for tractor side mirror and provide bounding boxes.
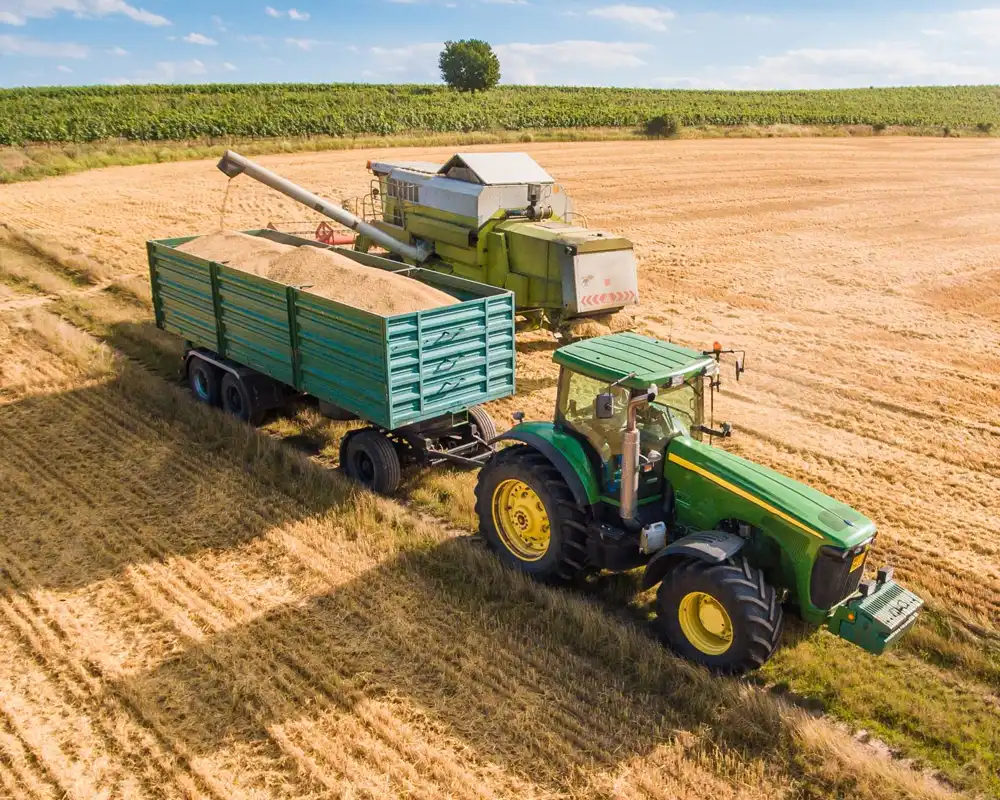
[735,358,745,382]
[721,422,733,437]
[595,393,615,419]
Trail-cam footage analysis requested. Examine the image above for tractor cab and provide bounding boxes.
[552,334,721,502]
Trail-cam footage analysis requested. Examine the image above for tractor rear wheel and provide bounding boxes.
[654,556,783,673]
[475,445,589,581]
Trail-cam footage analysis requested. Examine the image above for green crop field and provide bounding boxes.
[2,83,999,145]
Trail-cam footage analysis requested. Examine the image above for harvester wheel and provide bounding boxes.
[343,429,402,494]
[188,356,221,406]
[475,445,589,581]
[655,557,783,674]
[220,373,265,426]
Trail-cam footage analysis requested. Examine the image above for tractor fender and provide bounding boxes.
[492,430,598,509]
[641,530,746,590]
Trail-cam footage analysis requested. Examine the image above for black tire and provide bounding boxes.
[654,556,783,674]
[474,445,589,581]
[188,356,221,406]
[220,372,265,426]
[343,429,402,494]
[467,406,497,446]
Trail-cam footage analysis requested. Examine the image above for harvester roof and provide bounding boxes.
[554,333,717,389]
[438,153,555,185]
[369,153,556,186]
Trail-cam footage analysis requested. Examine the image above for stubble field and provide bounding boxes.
[0,137,998,799]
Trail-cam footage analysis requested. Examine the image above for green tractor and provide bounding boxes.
[476,333,923,673]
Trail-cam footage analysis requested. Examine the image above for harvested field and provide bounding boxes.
[1,137,998,798]
[175,231,455,314]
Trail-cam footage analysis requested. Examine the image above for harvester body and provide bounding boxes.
[475,333,923,672]
[364,153,639,325]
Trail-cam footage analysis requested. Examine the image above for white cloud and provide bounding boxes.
[0,0,170,27]
[111,57,206,84]
[211,14,227,31]
[107,45,127,55]
[483,0,527,4]
[588,4,674,32]
[0,33,88,57]
[56,63,71,72]
[495,40,650,84]
[285,36,321,50]
[943,8,1000,45]
[266,5,310,19]
[223,61,237,71]
[662,42,998,90]
[237,33,268,45]
[368,41,441,78]
[183,32,217,46]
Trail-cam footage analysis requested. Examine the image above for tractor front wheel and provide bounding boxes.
[475,445,589,581]
[655,557,783,674]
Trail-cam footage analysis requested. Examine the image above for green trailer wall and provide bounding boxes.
[148,230,516,431]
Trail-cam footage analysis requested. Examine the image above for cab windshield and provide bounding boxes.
[650,380,701,435]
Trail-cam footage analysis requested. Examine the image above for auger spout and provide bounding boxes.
[217,149,433,263]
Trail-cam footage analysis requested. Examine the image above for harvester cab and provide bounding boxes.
[475,332,923,673]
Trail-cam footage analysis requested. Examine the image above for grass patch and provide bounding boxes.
[762,631,1000,794]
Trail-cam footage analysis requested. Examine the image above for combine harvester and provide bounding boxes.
[218,150,639,337]
[144,152,922,673]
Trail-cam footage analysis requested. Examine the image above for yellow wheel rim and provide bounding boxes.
[678,591,733,655]
[491,479,551,562]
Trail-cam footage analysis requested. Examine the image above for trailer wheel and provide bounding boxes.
[466,406,497,449]
[475,445,589,582]
[654,557,783,674]
[220,373,265,426]
[343,429,402,494]
[188,356,221,406]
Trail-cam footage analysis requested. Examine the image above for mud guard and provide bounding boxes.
[641,530,746,590]
[491,429,599,509]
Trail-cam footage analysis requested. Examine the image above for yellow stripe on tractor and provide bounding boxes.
[667,453,826,540]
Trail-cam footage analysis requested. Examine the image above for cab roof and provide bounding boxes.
[554,333,717,389]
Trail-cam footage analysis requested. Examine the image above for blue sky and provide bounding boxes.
[2,1,1000,88]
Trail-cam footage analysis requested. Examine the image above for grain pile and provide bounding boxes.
[176,231,455,315]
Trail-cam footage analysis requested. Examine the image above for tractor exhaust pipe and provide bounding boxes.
[620,386,657,527]
[217,150,434,264]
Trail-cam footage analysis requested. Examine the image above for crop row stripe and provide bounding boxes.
[667,453,825,540]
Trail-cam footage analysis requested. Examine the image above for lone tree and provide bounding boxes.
[439,39,501,92]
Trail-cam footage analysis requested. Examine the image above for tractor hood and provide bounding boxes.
[667,438,876,550]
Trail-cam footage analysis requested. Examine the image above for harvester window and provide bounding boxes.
[386,178,420,204]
